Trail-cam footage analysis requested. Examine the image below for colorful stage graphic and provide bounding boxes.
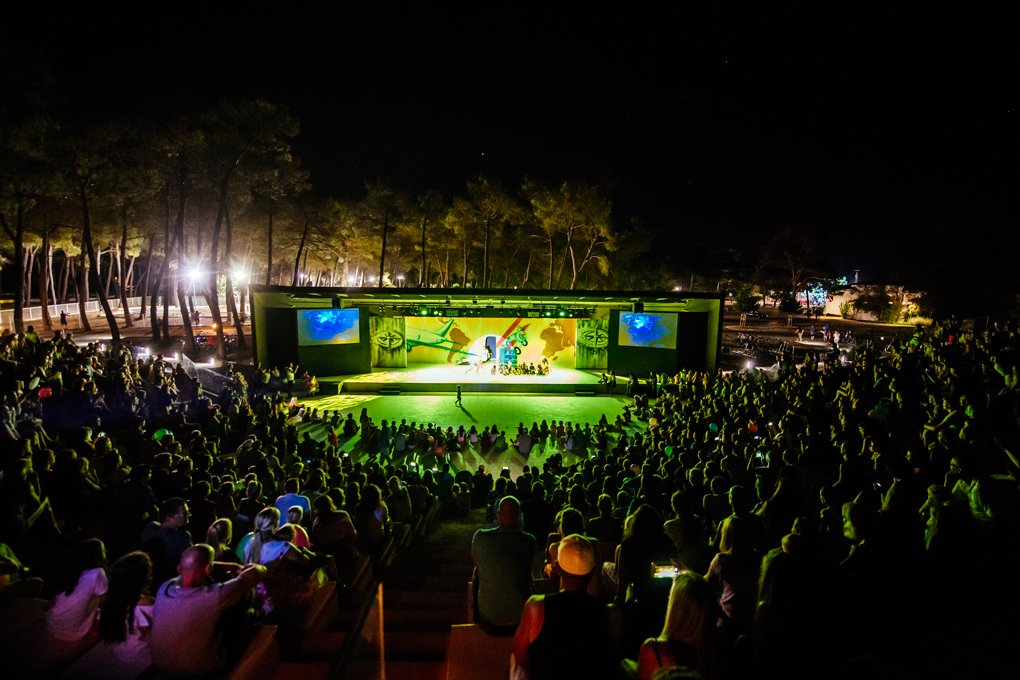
[369,316,576,368]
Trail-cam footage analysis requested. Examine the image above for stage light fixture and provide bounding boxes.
[420,308,429,316]
[558,309,567,317]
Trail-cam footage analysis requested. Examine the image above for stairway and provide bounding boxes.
[266,505,487,680]
[382,507,488,680]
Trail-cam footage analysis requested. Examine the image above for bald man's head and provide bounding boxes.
[496,496,522,529]
[178,544,214,586]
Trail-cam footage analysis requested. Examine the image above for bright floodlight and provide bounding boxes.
[233,269,246,282]
[187,269,202,281]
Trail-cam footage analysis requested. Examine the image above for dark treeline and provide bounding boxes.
[4,91,731,356]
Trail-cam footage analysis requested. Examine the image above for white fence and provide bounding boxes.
[1,296,235,332]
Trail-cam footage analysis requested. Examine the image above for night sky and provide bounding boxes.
[9,5,1013,283]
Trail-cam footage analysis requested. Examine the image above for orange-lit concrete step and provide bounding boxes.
[385,660,447,680]
[272,662,331,680]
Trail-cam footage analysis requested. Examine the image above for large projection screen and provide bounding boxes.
[617,312,678,349]
[297,309,361,346]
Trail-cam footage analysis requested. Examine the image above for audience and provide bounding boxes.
[2,319,1019,677]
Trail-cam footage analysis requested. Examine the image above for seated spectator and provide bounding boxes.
[513,534,620,680]
[46,538,108,642]
[471,497,536,636]
[68,551,155,680]
[141,498,193,587]
[286,506,311,546]
[312,494,359,565]
[150,545,266,676]
[275,478,311,518]
[705,515,761,635]
[634,571,723,680]
[355,484,390,553]
[385,477,413,523]
[515,429,533,456]
[206,518,233,561]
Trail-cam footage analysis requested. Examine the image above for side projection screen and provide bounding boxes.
[297,309,361,346]
[618,312,678,349]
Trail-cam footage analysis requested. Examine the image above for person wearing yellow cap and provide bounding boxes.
[512,534,621,680]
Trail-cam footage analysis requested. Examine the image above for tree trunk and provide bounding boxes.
[445,250,450,287]
[420,213,428,286]
[79,181,120,344]
[151,186,171,340]
[174,170,196,354]
[341,241,350,285]
[59,254,69,303]
[0,198,26,333]
[547,237,554,290]
[483,216,490,289]
[47,246,57,308]
[292,218,310,286]
[77,251,93,331]
[39,226,52,329]
[140,236,153,320]
[100,248,111,298]
[119,208,133,326]
[522,249,533,288]
[205,178,229,359]
[266,201,274,285]
[224,199,246,348]
[24,247,35,308]
[378,206,389,288]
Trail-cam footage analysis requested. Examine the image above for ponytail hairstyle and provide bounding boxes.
[206,518,233,556]
[246,507,281,565]
[99,552,152,644]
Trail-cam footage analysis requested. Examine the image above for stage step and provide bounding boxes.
[574,389,596,396]
[379,385,402,395]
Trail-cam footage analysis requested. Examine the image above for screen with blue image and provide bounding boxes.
[297,309,361,346]
[618,312,678,349]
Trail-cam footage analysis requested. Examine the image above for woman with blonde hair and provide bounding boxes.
[206,519,233,561]
[636,571,722,680]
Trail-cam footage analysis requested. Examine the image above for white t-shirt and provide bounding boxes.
[63,603,154,680]
[46,567,108,641]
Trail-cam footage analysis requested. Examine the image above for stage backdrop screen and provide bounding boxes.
[297,309,361,346]
[618,312,678,349]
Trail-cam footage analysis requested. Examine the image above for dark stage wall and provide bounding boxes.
[608,310,709,376]
[263,308,371,376]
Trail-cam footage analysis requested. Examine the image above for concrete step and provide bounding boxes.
[382,575,472,592]
[385,660,447,680]
[384,590,468,610]
[272,662,332,680]
[385,608,471,627]
[384,630,451,654]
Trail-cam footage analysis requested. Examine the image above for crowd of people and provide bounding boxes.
[1,317,1019,678]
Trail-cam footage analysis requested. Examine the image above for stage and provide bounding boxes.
[319,363,606,395]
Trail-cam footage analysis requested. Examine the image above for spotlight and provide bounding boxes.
[558,309,567,317]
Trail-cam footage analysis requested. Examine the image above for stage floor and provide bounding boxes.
[320,363,604,394]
